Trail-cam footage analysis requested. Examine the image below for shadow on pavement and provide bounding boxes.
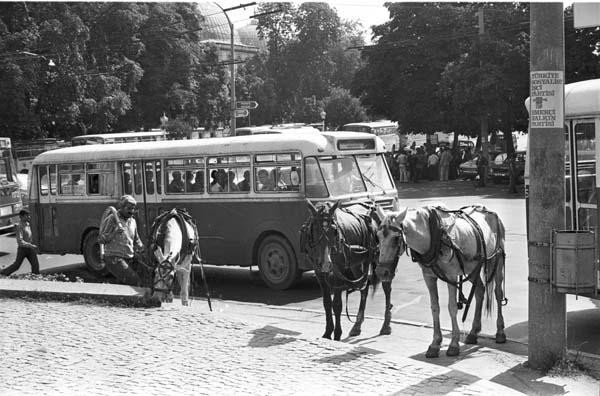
[491,364,566,395]
[247,325,301,348]
[47,263,322,306]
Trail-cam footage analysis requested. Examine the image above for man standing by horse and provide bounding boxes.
[98,195,148,287]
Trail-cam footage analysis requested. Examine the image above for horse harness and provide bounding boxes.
[301,203,378,292]
[410,206,506,316]
[149,208,199,294]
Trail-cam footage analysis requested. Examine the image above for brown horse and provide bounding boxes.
[375,199,506,357]
[300,200,395,341]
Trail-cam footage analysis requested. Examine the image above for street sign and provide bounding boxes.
[234,109,249,118]
[236,101,259,110]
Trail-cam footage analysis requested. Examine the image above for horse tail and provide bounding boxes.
[484,210,506,315]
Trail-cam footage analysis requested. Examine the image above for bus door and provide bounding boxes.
[566,118,598,230]
[36,164,58,252]
[142,160,162,240]
[121,160,151,241]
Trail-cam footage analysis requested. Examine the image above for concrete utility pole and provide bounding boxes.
[478,7,489,183]
[528,3,566,370]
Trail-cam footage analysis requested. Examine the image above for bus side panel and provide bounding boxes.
[154,199,308,268]
[51,201,106,254]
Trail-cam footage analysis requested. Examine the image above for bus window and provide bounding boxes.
[304,157,328,198]
[144,162,155,194]
[122,163,133,194]
[39,166,49,196]
[254,153,301,192]
[356,154,395,192]
[319,156,366,196]
[208,155,250,193]
[133,161,143,195]
[59,163,85,195]
[87,162,115,196]
[165,158,203,194]
[49,165,57,195]
[577,168,595,204]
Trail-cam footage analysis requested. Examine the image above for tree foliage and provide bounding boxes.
[0,2,229,141]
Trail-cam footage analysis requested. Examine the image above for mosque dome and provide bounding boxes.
[196,2,242,44]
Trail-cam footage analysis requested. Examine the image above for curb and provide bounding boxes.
[0,279,159,307]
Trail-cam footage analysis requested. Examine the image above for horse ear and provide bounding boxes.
[392,197,401,211]
[396,206,408,224]
[331,200,340,213]
[307,199,318,215]
[375,205,386,225]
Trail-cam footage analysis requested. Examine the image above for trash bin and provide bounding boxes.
[551,230,597,294]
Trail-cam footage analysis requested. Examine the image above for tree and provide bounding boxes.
[323,87,367,130]
[564,6,600,83]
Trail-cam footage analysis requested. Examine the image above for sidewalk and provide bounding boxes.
[0,279,598,395]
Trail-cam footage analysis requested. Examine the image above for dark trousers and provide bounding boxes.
[105,255,148,287]
[1,246,40,276]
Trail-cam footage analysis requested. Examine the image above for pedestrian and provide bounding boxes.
[397,150,409,183]
[476,153,489,187]
[407,150,418,183]
[427,150,439,181]
[0,209,40,276]
[98,195,147,286]
[416,148,427,182]
[438,147,452,181]
[508,153,518,193]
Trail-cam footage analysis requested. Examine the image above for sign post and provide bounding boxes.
[236,101,259,110]
[528,3,566,370]
[234,109,249,118]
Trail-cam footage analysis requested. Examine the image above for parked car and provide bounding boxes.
[458,153,499,180]
[490,150,526,184]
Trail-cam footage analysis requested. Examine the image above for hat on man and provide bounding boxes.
[19,208,30,216]
[117,194,137,208]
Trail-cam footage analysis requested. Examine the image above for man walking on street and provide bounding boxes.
[0,209,39,276]
[98,195,147,286]
[476,153,488,187]
[438,147,452,181]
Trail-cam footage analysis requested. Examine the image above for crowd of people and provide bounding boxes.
[387,143,474,184]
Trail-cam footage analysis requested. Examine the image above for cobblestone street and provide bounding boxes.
[0,298,525,395]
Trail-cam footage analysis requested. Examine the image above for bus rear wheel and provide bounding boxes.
[257,235,300,290]
[83,229,107,275]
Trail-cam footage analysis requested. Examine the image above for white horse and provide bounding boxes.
[375,198,506,357]
[149,209,199,306]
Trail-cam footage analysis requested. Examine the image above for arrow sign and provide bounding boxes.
[236,101,259,110]
[234,109,249,118]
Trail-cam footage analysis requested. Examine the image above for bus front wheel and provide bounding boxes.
[257,235,300,290]
[83,229,107,275]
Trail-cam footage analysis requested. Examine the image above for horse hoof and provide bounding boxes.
[464,333,478,344]
[446,346,460,357]
[181,300,189,306]
[349,327,361,337]
[379,326,391,336]
[322,334,332,340]
[495,332,507,344]
[425,346,440,358]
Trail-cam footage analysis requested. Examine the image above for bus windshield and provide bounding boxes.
[305,154,393,198]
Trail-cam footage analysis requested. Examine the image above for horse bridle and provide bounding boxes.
[378,218,407,262]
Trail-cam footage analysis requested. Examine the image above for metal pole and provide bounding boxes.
[528,3,566,370]
[214,3,236,133]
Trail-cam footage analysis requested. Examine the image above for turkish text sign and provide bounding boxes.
[530,71,564,129]
[236,101,259,110]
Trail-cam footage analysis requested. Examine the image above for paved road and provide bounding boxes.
[0,298,530,396]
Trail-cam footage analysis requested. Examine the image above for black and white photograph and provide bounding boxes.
[0,1,599,394]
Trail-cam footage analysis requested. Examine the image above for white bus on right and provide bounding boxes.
[526,78,599,231]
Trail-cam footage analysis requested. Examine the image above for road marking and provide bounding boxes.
[393,295,422,313]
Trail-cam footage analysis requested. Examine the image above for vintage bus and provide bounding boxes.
[29,131,397,289]
[13,138,66,174]
[341,121,401,152]
[71,130,168,146]
[0,138,24,230]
